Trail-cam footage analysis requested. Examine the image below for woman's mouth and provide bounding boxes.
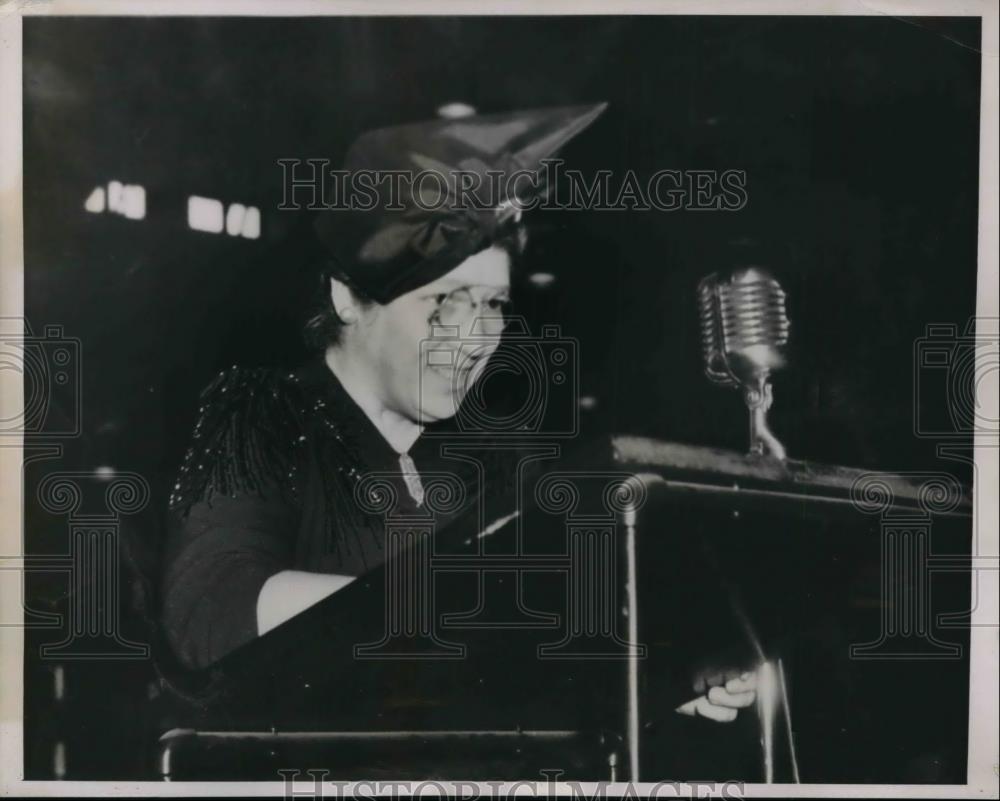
[427,362,468,386]
[425,349,489,393]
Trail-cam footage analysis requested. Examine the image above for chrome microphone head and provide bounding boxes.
[698,267,791,459]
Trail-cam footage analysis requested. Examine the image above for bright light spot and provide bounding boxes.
[527,272,556,288]
[53,665,65,701]
[120,185,146,220]
[108,180,123,212]
[84,186,105,213]
[94,180,145,219]
[224,203,260,239]
[241,206,260,239]
[437,102,477,119]
[579,395,598,410]
[94,466,116,480]
[53,742,66,779]
[188,195,224,233]
[226,203,246,236]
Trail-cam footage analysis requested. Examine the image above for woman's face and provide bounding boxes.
[348,246,512,423]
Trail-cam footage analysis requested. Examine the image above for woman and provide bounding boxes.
[161,104,755,723]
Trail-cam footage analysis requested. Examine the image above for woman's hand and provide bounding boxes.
[675,671,757,723]
[256,570,357,635]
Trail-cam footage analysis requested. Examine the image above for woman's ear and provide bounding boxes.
[329,276,358,324]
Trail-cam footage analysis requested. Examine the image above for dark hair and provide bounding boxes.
[302,260,374,351]
[302,224,528,352]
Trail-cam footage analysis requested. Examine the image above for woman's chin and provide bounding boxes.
[415,390,465,423]
[415,368,471,422]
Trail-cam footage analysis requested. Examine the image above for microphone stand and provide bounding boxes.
[744,375,786,461]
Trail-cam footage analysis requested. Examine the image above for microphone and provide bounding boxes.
[698,267,791,459]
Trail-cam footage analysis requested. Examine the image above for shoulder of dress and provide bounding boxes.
[168,366,310,515]
[195,365,306,414]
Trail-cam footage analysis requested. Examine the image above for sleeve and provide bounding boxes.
[160,367,306,671]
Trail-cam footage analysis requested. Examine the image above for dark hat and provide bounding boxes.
[313,103,607,304]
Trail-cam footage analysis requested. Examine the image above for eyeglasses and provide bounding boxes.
[427,287,514,335]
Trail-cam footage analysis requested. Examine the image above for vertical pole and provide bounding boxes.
[624,502,640,782]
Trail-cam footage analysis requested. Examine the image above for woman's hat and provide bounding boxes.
[313,103,607,303]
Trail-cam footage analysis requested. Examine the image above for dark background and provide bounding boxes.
[21,15,981,781]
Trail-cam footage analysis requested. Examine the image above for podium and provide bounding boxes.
[156,436,973,783]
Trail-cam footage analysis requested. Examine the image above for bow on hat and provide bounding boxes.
[313,103,608,304]
[358,149,532,266]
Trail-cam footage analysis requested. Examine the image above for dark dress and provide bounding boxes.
[161,356,511,670]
